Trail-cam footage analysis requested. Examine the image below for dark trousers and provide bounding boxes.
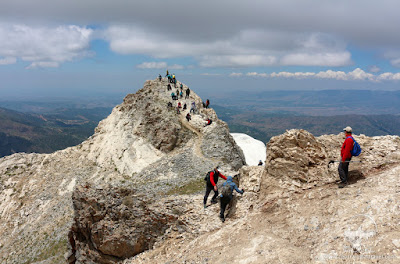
[220,196,231,219]
[204,184,218,205]
[338,158,351,183]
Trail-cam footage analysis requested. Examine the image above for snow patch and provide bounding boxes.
[231,133,266,166]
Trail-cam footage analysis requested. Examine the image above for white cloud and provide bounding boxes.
[0,23,93,68]
[0,56,16,65]
[377,72,400,81]
[281,52,352,67]
[230,72,243,77]
[246,72,268,77]
[242,68,400,82]
[315,70,347,80]
[26,61,59,69]
[136,62,167,69]
[199,55,277,68]
[390,58,400,67]
[347,68,375,81]
[369,65,381,73]
[136,61,184,70]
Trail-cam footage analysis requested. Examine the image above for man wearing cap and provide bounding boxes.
[203,166,227,208]
[338,126,353,188]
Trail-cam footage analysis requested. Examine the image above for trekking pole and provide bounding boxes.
[327,160,362,168]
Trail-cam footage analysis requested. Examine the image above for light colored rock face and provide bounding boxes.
[0,78,245,263]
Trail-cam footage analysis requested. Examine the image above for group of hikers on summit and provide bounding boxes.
[161,70,214,127]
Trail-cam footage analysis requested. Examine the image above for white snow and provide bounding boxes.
[231,133,266,166]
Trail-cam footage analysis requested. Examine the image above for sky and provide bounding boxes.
[1,0,400,99]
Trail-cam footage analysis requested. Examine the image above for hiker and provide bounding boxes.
[204,118,212,127]
[158,74,162,81]
[338,126,354,188]
[258,160,263,166]
[204,166,227,208]
[205,99,210,108]
[171,92,176,100]
[183,103,187,110]
[165,70,169,77]
[180,83,183,90]
[190,102,196,114]
[185,88,190,99]
[186,113,191,122]
[167,83,172,91]
[178,102,182,109]
[176,106,180,114]
[219,176,244,222]
[167,102,173,109]
[180,91,183,98]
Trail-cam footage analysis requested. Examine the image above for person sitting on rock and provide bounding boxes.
[258,160,263,166]
[171,92,176,100]
[158,74,162,81]
[204,166,227,208]
[219,176,244,222]
[167,102,173,108]
[183,103,187,110]
[186,113,191,122]
[178,102,182,108]
[204,118,212,127]
[167,83,172,91]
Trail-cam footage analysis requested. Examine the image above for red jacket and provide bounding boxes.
[209,170,227,186]
[341,136,354,162]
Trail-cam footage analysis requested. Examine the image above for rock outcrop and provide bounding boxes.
[67,185,182,264]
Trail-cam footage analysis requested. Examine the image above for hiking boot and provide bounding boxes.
[211,199,218,204]
[219,216,225,223]
[338,182,348,188]
[203,204,207,209]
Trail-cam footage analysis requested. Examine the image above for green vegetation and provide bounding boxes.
[26,239,68,264]
[167,177,205,195]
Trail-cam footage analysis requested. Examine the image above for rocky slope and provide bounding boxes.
[120,130,400,264]
[1,77,399,263]
[0,78,245,263]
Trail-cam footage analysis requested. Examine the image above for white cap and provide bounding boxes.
[343,126,352,133]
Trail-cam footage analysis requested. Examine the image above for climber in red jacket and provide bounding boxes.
[203,166,227,208]
[338,126,354,188]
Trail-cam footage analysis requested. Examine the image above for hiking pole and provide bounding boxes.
[328,160,362,168]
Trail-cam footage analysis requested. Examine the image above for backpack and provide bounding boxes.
[350,136,362,156]
[204,171,212,181]
[220,184,232,198]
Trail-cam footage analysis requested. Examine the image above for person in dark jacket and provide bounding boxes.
[205,99,210,108]
[338,126,354,188]
[219,176,244,222]
[204,166,227,208]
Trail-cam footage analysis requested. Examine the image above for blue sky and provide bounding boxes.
[0,0,400,99]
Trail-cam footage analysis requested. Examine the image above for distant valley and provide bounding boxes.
[1,90,400,157]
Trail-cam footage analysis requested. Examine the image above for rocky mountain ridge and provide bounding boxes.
[0,78,245,263]
[1,78,399,263]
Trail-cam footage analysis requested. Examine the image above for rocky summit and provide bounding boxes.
[1,78,400,264]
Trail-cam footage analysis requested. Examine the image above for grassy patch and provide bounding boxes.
[28,239,68,264]
[167,177,205,195]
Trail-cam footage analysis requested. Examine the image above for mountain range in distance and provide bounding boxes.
[1,89,400,157]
